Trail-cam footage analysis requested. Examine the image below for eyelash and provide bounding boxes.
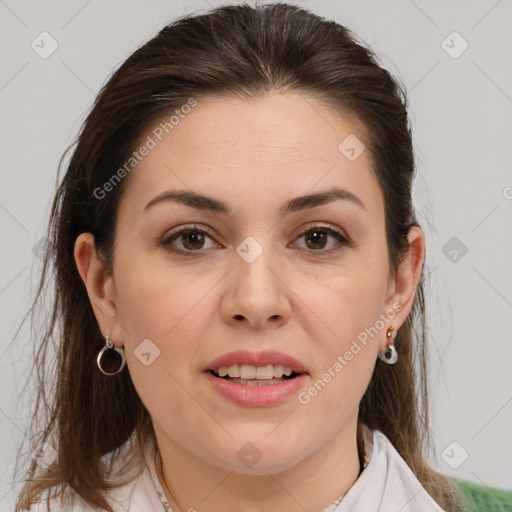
[158,223,351,257]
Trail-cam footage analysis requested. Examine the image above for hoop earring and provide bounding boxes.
[96,335,126,375]
[378,326,398,365]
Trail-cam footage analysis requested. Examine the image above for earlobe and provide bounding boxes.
[74,233,119,340]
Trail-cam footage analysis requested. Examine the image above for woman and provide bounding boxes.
[14,3,508,511]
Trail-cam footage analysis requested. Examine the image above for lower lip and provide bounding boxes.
[203,371,308,407]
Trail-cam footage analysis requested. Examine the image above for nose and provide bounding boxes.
[221,242,292,330]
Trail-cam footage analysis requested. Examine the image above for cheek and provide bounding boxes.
[113,254,219,386]
[301,266,388,348]
[114,250,204,337]
[294,260,386,404]
[295,277,378,421]
[114,262,210,424]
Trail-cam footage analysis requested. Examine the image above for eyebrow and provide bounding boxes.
[143,186,366,216]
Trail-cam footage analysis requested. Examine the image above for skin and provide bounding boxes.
[75,92,425,512]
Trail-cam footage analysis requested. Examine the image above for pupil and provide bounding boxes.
[183,231,204,250]
[307,230,326,249]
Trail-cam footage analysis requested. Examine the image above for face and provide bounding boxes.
[79,92,419,475]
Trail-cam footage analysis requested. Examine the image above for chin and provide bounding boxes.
[200,438,309,476]
[207,455,306,476]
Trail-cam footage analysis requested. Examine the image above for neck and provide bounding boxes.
[154,418,363,512]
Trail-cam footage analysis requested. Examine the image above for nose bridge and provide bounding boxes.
[235,234,279,297]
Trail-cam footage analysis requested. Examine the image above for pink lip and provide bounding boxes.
[205,349,309,374]
[204,371,309,407]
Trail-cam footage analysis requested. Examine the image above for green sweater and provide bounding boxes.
[449,477,512,511]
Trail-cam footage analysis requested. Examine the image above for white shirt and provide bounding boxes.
[29,426,446,512]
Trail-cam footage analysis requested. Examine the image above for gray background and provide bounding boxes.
[1,0,511,509]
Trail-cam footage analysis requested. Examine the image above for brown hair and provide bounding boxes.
[14,3,463,510]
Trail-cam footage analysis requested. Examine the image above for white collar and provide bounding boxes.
[332,426,446,512]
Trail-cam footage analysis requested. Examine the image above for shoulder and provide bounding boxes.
[25,486,99,511]
[26,467,161,512]
[26,434,165,512]
[449,477,512,512]
[372,430,512,512]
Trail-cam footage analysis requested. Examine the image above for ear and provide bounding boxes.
[380,225,426,351]
[74,232,124,347]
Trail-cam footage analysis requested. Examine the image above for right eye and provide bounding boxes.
[159,224,221,255]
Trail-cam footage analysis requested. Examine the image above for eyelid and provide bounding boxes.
[162,223,215,240]
[295,222,350,242]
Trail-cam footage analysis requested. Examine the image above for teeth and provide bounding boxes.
[240,364,256,379]
[256,365,274,379]
[227,364,240,378]
[273,365,284,378]
[215,364,295,379]
[217,366,229,377]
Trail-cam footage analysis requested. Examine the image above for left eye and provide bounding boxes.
[293,226,349,252]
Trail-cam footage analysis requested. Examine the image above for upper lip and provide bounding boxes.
[205,350,309,374]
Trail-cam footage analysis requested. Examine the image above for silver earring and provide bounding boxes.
[96,335,126,375]
[378,326,398,365]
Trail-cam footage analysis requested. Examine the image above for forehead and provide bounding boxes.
[144,93,366,160]
[118,92,382,219]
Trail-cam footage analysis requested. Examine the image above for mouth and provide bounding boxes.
[209,364,304,386]
[204,364,309,407]
[204,349,309,396]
